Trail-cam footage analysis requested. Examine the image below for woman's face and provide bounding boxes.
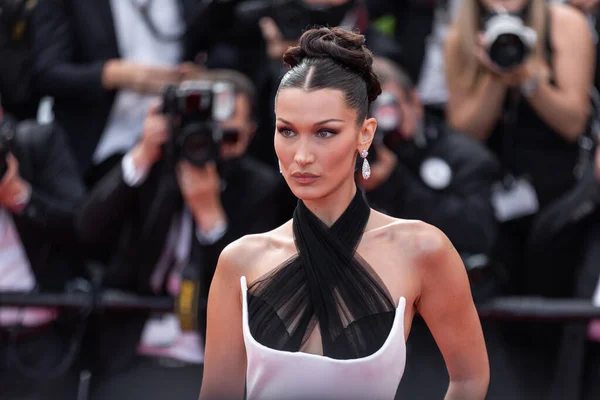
[274,88,376,201]
[478,0,529,13]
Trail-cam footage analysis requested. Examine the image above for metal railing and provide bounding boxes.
[1,290,600,321]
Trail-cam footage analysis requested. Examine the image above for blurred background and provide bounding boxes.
[1,0,600,398]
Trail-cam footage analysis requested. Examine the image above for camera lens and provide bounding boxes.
[179,123,214,166]
[489,33,527,69]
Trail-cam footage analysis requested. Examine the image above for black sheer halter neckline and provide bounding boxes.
[247,187,396,359]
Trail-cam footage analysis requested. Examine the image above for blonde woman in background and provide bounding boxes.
[445,0,594,301]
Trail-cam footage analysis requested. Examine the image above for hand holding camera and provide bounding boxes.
[476,32,549,91]
[179,62,207,81]
[0,118,29,212]
[102,60,183,95]
[160,79,237,231]
[130,104,169,172]
[476,11,550,91]
[0,154,31,213]
[177,160,226,232]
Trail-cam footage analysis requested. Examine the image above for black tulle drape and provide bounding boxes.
[247,188,396,359]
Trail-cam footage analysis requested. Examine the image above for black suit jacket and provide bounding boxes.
[31,0,201,174]
[9,120,86,290]
[76,154,285,375]
[549,217,600,400]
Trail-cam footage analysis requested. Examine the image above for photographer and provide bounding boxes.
[445,0,595,297]
[76,70,284,399]
[31,0,206,184]
[357,57,500,258]
[0,105,86,399]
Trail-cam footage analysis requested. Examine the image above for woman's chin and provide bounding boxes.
[289,184,326,201]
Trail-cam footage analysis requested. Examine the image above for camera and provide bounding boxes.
[235,0,354,40]
[482,12,537,70]
[161,80,237,167]
[0,117,15,179]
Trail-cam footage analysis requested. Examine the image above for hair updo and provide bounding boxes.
[278,27,382,123]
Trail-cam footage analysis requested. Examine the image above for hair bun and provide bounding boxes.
[283,27,382,102]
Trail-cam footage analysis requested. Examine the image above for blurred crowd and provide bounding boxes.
[1,0,600,399]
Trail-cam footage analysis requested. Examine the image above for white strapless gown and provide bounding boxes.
[240,276,407,400]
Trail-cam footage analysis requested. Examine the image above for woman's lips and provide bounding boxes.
[291,172,319,184]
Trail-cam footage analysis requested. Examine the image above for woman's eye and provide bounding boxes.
[277,128,295,138]
[316,130,336,139]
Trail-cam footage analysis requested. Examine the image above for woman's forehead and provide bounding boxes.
[275,88,356,124]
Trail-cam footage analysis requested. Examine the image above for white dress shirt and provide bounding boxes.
[93,0,183,164]
[121,152,228,363]
[0,208,56,327]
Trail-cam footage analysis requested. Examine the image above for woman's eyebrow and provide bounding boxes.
[276,118,344,127]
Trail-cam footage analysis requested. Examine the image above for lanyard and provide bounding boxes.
[129,0,184,43]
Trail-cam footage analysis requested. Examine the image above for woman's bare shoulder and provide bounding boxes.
[218,220,294,276]
[372,217,462,292]
[549,2,591,32]
[445,25,460,47]
[369,212,452,258]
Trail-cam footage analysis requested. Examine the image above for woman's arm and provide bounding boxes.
[520,4,595,142]
[416,225,490,400]
[445,29,507,141]
[199,241,247,400]
[32,0,183,100]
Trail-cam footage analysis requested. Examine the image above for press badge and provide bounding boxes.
[139,314,180,347]
[491,177,540,222]
[420,157,452,190]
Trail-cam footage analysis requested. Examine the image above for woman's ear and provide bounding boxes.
[358,117,377,151]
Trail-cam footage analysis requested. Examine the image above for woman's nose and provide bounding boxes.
[293,138,315,167]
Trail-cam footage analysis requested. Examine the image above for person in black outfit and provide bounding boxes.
[445,0,595,299]
[76,70,286,400]
[0,105,86,400]
[199,26,489,400]
[358,56,500,260]
[0,0,41,121]
[31,0,205,183]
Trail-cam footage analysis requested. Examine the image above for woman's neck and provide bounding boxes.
[301,177,358,227]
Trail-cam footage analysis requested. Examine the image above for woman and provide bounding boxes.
[199,27,489,400]
[444,0,595,297]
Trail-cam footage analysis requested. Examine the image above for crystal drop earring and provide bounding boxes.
[360,149,370,180]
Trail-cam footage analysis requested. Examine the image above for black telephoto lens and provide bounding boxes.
[489,33,527,70]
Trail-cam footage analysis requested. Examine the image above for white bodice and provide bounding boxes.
[241,276,407,400]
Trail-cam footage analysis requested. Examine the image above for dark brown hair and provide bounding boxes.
[278,27,382,123]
